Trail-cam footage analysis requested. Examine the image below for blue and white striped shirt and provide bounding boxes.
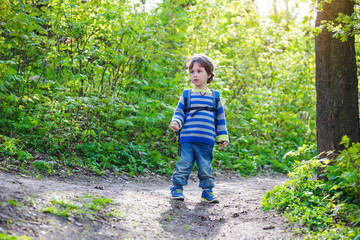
[172,89,229,147]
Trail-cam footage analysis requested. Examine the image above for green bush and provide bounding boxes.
[0,135,33,162]
[262,136,360,239]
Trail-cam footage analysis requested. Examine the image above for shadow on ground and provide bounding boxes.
[159,200,226,239]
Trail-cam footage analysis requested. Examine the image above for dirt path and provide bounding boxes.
[0,171,294,239]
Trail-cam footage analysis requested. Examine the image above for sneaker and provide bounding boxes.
[170,186,185,200]
[201,189,219,203]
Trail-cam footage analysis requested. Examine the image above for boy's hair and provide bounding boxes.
[186,54,215,84]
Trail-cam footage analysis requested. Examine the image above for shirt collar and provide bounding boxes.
[192,89,212,94]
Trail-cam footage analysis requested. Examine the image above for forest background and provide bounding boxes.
[0,0,318,176]
[1,0,360,238]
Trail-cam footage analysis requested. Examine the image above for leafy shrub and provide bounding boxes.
[32,160,52,173]
[262,136,360,239]
[0,135,33,162]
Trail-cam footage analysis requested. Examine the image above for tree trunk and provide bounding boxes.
[315,0,359,158]
[273,0,277,15]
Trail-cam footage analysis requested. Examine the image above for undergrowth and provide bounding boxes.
[262,136,360,239]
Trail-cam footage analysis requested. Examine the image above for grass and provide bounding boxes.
[41,194,114,220]
[0,233,31,240]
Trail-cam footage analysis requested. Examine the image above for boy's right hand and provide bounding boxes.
[171,121,180,131]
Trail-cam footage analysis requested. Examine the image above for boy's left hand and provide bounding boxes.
[218,141,228,149]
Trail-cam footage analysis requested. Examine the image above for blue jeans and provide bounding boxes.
[171,142,215,189]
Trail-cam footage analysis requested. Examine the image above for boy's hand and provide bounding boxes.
[218,141,228,149]
[171,121,180,131]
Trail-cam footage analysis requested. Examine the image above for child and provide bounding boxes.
[170,54,229,203]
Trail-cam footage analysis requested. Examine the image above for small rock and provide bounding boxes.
[74,222,83,227]
[12,180,22,184]
[263,225,275,230]
[240,210,247,214]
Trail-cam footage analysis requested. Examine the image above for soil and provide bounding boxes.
[0,170,296,240]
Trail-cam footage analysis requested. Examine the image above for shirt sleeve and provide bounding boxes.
[215,96,229,142]
[171,94,185,129]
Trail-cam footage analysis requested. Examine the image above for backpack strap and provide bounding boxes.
[210,90,220,110]
[183,89,191,113]
[212,90,220,134]
[184,90,219,116]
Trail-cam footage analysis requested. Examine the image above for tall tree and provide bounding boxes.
[315,0,359,158]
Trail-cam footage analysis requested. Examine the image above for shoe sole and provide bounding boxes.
[201,197,219,203]
[171,197,185,201]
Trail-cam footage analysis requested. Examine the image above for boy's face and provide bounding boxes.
[189,62,211,89]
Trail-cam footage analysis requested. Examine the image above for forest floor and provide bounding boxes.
[0,170,298,240]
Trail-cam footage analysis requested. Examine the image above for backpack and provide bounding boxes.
[175,89,220,155]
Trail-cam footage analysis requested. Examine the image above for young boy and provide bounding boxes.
[170,54,229,203]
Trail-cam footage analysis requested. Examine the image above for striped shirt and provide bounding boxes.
[172,89,229,147]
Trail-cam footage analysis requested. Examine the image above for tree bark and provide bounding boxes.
[273,0,277,15]
[315,0,359,158]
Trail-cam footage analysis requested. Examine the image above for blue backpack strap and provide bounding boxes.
[212,90,220,135]
[212,90,220,109]
[183,89,191,111]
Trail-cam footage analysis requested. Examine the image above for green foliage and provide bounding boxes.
[0,233,31,240]
[262,136,360,238]
[0,0,316,176]
[313,0,360,42]
[6,199,20,207]
[0,135,33,162]
[32,161,52,173]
